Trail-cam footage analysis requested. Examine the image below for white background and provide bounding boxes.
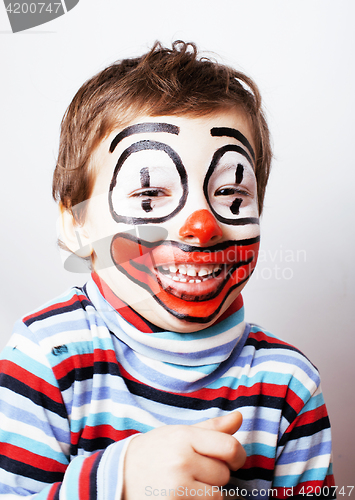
[0,0,354,488]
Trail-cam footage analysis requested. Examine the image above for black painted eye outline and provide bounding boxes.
[109,140,188,225]
[203,145,259,226]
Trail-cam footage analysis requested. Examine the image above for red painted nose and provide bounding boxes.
[179,209,223,245]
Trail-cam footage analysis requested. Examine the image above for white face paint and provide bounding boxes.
[205,150,258,223]
[110,146,187,223]
[72,111,260,333]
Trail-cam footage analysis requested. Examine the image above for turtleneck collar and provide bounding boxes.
[86,273,249,392]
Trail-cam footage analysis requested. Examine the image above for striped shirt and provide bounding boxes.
[0,274,335,499]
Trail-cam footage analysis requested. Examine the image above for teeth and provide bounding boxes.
[159,263,223,282]
[178,265,187,275]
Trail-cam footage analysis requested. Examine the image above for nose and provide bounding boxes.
[179,209,223,245]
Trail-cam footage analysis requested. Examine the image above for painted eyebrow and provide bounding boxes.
[109,123,180,153]
[210,127,256,162]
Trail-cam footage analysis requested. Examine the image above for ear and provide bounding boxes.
[59,203,93,258]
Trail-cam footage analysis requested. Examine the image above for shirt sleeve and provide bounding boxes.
[0,323,134,500]
[273,380,336,498]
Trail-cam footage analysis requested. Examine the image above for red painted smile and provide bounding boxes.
[110,233,259,323]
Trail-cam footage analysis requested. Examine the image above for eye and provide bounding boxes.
[214,186,249,197]
[215,187,235,196]
[204,149,258,225]
[131,188,169,198]
[213,186,250,216]
[130,187,171,213]
[109,140,187,224]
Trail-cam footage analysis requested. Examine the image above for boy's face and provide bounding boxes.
[74,110,260,332]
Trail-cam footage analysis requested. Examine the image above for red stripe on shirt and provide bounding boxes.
[23,294,88,323]
[79,451,101,500]
[1,442,67,473]
[0,360,63,404]
[52,353,94,380]
[47,483,61,500]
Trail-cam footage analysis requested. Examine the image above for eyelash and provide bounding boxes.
[131,188,168,198]
[214,187,249,197]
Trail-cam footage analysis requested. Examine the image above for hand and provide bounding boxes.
[123,411,246,500]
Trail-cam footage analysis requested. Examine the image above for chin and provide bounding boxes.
[138,305,219,333]
[135,288,242,333]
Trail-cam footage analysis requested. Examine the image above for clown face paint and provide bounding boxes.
[81,111,260,332]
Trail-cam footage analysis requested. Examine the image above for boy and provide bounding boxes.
[0,41,335,499]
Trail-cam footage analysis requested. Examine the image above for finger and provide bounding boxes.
[226,437,247,471]
[193,411,243,435]
[190,453,230,486]
[190,426,246,471]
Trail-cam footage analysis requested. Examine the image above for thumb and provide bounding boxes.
[193,411,243,435]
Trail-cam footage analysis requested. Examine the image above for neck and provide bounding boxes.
[86,273,248,392]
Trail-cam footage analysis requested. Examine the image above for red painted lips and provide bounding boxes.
[110,232,259,323]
